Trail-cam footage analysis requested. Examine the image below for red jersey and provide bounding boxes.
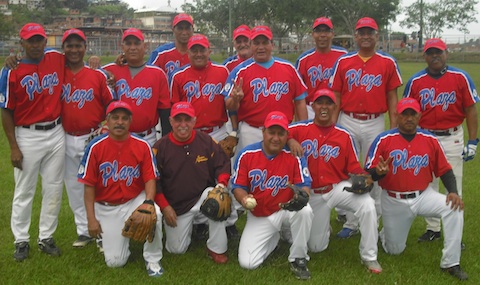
[365,128,451,192]
[147,42,190,80]
[231,141,311,217]
[0,49,65,126]
[295,46,347,104]
[403,66,479,130]
[221,57,308,127]
[170,62,229,128]
[78,134,158,204]
[223,54,248,71]
[329,51,402,114]
[289,121,364,188]
[61,67,115,133]
[103,63,169,133]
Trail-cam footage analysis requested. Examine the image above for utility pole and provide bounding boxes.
[228,0,233,55]
[419,0,424,52]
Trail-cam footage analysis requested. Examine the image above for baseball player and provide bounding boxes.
[232,111,313,279]
[61,29,116,248]
[223,25,253,72]
[288,89,381,273]
[365,98,467,281]
[148,13,194,80]
[329,17,402,238]
[222,25,308,160]
[78,101,164,277]
[295,17,347,120]
[103,28,170,145]
[1,23,65,261]
[403,38,479,243]
[153,102,231,264]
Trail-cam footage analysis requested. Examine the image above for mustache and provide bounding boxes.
[113,126,126,130]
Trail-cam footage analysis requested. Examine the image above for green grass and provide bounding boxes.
[0,61,479,284]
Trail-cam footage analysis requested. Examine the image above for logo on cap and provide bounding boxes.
[173,13,194,28]
[264,111,289,130]
[20,23,47,40]
[396,98,421,114]
[122,28,144,41]
[313,17,333,29]
[62,29,86,43]
[423,38,447,52]
[106,101,133,115]
[171,102,196,118]
[188,34,210,49]
[233,25,251,39]
[312,88,336,104]
[251,25,273,40]
[355,17,378,31]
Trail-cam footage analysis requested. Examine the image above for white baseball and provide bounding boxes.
[244,197,257,210]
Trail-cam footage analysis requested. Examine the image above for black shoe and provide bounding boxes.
[417,230,441,242]
[226,225,240,239]
[192,224,208,240]
[38,238,61,256]
[72,235,94,248]
[336,214,347,224]
[441,265,468,280]
[14,242,30,262]
[290,258,311,280]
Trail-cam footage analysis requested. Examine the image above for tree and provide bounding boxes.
[401,0,478,39]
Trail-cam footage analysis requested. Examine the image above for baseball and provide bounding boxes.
[244,197,257,210]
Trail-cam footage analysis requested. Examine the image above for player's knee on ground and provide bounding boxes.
[238,253,264,270]
[105,256,128,268]
[165,239,189,254]
[308,233,329,253]
[383,242,406,255]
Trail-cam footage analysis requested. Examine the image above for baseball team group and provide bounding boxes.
[0,12,478,281]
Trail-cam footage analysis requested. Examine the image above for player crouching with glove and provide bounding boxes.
[78,101,164,277]
[231,111,314,280]
[152,102,232,264]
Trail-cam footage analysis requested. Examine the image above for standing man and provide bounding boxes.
[222,25,308,158]
[61,28,116,248]
[153,102,231,264]
[223,25,253,71]
[295,17,348,119]
[403,38,478,243]
[288,89,381,273]
[78,101,164,277]
[365,98,467,281]
[329,17,402,238]
[1,23,65,261]
[232,111,313,279]
[103,28,171,144]
[148,13,194,80]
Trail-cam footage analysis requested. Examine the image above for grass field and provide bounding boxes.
[0,59,479,285]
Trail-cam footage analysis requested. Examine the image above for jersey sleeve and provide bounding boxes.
[170,71,182,104]
[231,149,250,191]
[294,155,312,187]
[141,142,159,182]
[0,67,12,109]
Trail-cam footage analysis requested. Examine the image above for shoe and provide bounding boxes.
[441,265,468,280]
[417,230,441,242]
[336,214,347,224]
[146,261,164,277]
[192,224,208,240]
[38,238,61,257]
[362,259,382,274]
[226,225,240,239]
[14,242,30,262]
[337,228,359,239]
[290,258,311,280]
[72,235,94,248]
[96,239,104,254]
[207,247,228,264]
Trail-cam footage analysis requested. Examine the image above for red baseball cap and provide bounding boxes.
[122,28,144,41]
[20,23,46,40]
[423,38,447,52]
[171,102,196,118]
[312,88,336,104]
[355,17,378,31]
[264,111,289,130]
[233,25,251,39]
[173,13,194,28]
[313,17,333,29]
[251,25,273,40]
[396,98,421,114]
[188,34,209,49]
[106,101,132,115]
[62,29,86,43]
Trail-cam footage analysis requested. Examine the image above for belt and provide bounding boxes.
[344,112,381,121]
[427,126,459,136]
[135,128,155,137]
[97,201,122,206]
[67,129,93,136]
[197,125,223,134]
[387,190,423,199]
[312,184,333,194]
[22,117,61,131]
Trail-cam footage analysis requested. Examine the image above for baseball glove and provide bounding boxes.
[343,174,374,194]
[279,183,309,211]
[85,123,109,146]
[200,185,232,221]
[122,201,156,243]
[218,133,238,158]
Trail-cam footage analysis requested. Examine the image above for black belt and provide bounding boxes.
[22,118,61,131]
[428,127,459,136]
[135,128,155,137]
[387,190,423,199]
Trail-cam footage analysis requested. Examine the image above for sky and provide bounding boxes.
[123,0,480,38]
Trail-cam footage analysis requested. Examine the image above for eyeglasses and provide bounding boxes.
[356,29,377,36]
[425,49,444,55]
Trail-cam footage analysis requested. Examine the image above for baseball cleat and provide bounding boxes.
[38,238,61,257]
[417,230,441,242]
[96,239,104,254]
[207,247,228,264]
[14,242,30,262]
[336,214,347,224]
[290,258,311,280]
[146,261,164,277]
[337,228,359,239]
[72,235,94,248]
[441,265,468,280]
[362,259,382,274]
